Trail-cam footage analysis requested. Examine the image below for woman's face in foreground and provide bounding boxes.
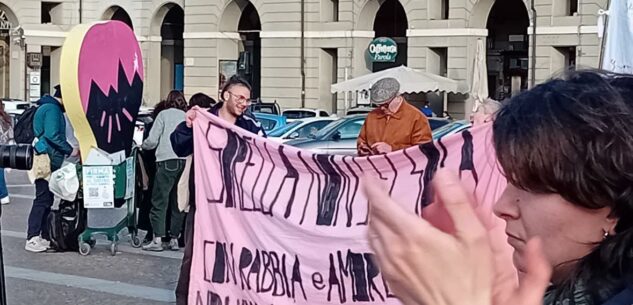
[493,184,615,283]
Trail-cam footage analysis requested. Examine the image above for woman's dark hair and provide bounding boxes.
[493,69,633,303]
[220,75,252,101]
[151,100,167,119]
[189,93,216,109]
[164,90,187,111]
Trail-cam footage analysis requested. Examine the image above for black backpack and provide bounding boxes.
[14,106,38,144]
[47,199,86,252]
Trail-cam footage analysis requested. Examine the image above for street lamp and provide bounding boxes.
[10,25,24,48]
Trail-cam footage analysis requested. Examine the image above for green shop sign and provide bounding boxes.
[368,37,398,63]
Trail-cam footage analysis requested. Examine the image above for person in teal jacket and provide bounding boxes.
[26,86,77,253]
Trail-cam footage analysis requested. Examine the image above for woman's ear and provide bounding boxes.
[605,216,618,235]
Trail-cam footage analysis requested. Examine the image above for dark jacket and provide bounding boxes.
[172,103,265,305]
[33,95,73,171]
[171,102,265,157]
[544,282,633,305]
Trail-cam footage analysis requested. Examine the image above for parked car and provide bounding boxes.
[249,100,281,115]
[268,117,336,143]
[2,98,30,115]
[428,117,451,130]
[432,120,471,140]
[346,106,375,115]
[286,114,464,155]
[253,112,287,132]
[282,108,330,122]
[285,114,367,155]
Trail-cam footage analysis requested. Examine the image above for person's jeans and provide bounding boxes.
[0,168,8,199]
[27,179,53,240]
[150,159,185,238]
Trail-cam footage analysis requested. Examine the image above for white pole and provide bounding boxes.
[344,67,349,115]
[443,91,448,116]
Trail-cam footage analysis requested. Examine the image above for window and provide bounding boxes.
[322,0,339,22]
[41,2,61,24]
[429,0,449,20]
[568,0,578,16]
[319,111,329,117]
[320,48,338,114]
[429,48,448,77]
[332,0,339,22]
[554,0,578,16]
[283,110,317,120]
[337,119,365,139]
[295,121,332,138]
[268,121,301,137]
[554,47,577,71]
[441,0,449,20]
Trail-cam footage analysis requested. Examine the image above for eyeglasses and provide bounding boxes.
[226,91,252,105]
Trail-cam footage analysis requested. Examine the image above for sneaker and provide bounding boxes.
[142,239,164,252]
[38,237,51,249]
[169,238,179,251]
[25,237,47,253]
[1,196,9,205]
[142,236,153,246]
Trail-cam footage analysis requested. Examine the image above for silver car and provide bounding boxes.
[285,114,367,155]
[285,114,463,155]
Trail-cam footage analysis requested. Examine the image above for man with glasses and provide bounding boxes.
[170,75,265,305]
[357,77,432,156]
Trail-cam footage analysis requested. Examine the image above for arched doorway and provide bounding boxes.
[105,6,134,30]
[486,0,529,100]
[160,6,184,98]
[372,0,407,72]
[0,4,18,98]
[237,2,261,99]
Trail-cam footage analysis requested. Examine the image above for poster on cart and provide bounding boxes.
[83,166,115,208]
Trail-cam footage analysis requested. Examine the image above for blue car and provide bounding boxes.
[432,120,471,140]
[253,112,287,132]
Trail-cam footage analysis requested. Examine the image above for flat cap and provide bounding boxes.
[370,77,400,104]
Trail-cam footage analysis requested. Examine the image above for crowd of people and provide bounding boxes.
[11,68,633,304]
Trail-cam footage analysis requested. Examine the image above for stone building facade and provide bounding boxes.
[0,0,608,118]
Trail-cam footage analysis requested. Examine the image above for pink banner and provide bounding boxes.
[189,111,513,305]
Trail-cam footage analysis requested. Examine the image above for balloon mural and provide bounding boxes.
[60,20,144,160]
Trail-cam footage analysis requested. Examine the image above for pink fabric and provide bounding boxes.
[189,111,515,305]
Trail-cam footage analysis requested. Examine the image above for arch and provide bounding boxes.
[357,0,383,31]
[0,3,18,99]
[486,0,530,100]
[149,2,184,36]
[220,0,262,32]
[0,3,19,27]
[102,5,134,29]
[371,0,408,72]
[469,0,531,28]
[374,0,407,37]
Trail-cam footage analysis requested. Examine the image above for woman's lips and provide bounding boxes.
[506,232,525,249]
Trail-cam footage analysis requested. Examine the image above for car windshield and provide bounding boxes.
[313,118,348,139]
[432,121,465,135]
[428,119,450,130]
[268,121,301,137]
[258,118,279,131]
[284,110,316,119]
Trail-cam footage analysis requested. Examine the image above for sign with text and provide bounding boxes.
[368,37,398,63]
[187,111,514,305]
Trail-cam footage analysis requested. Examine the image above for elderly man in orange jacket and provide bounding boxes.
[357,77,432,156]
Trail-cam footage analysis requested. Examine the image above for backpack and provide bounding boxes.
[46,199,86,252]
[14,106,38,144]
